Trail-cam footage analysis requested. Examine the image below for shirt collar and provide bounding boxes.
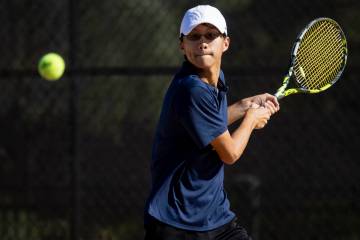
[177,61,228,92]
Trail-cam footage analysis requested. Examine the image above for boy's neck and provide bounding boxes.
[197,65,220,88]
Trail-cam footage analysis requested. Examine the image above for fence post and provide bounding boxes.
[69,0,80,239]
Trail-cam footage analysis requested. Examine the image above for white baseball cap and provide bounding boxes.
[180,5,227,37]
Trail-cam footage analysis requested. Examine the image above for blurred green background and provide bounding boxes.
[0,0,359,239]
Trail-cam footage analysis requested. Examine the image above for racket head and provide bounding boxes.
[290,17,348,93]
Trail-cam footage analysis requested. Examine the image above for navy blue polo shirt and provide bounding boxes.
[144,61,235,231]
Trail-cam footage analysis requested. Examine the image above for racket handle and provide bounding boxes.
[274,92,284,100]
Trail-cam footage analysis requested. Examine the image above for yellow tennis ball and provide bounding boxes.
[38,53,65,81]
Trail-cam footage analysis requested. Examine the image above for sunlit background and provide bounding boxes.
[0,0,359,239]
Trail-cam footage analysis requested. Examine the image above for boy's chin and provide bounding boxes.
[191,59,215,70]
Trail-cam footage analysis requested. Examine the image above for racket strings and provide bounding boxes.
[294,20,346,90]
[303,35,342,87]
[303,24,341,65]
[296,23,344,88]
[306,25,344,83]
[300,22,342,72]
[297,23,342,88]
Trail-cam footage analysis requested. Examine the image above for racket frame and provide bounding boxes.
[275,17,348,100]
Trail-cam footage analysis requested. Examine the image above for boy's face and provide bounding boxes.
[180,23,230,71]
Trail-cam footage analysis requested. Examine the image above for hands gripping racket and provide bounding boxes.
[275,18,348,100]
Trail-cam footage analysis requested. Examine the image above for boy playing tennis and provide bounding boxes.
[144,5,279,240]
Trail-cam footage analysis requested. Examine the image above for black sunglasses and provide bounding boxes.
[180,32,226,42]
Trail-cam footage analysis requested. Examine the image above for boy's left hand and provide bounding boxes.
[249,93,280,115]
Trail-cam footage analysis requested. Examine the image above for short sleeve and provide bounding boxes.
[176,85,227,148]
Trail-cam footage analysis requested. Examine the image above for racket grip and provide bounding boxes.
[274,91,285,100]
[274,92,284,100]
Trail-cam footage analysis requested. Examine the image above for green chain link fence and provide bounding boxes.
[1,0,359,239]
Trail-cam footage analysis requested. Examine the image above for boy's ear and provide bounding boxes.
[223,36,230,52]
[180,41,185,53]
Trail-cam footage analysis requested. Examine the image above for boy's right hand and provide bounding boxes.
[246,103,271,129]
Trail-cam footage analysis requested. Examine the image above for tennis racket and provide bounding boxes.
[275,17,348,100]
